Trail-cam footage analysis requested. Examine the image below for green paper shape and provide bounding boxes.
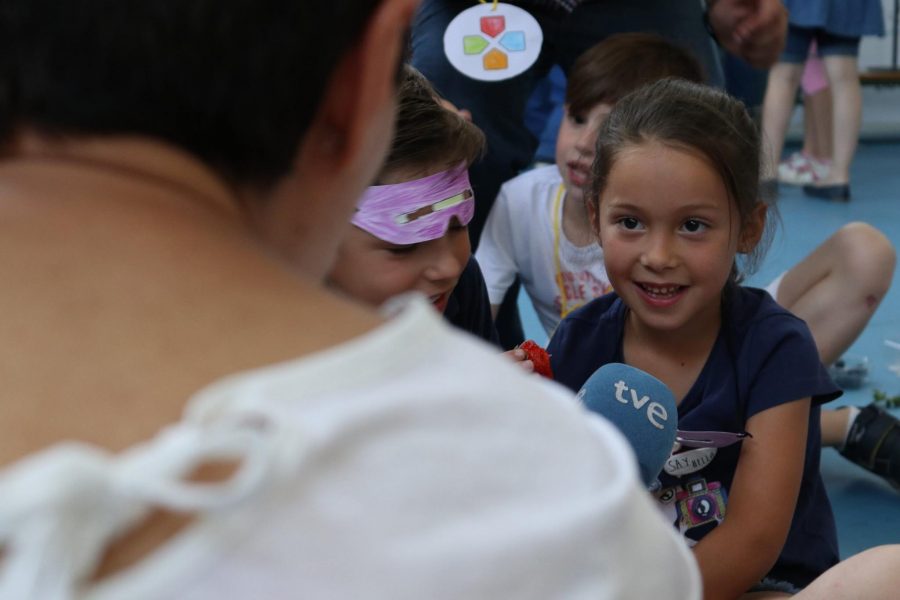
[463,35,489,55]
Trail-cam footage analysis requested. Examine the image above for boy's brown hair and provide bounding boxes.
[566,33,706,115]
[378,65,485,180]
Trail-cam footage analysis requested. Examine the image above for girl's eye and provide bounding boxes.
[617,217,642,230]
[681,219,708,233]
[569,113,587,126]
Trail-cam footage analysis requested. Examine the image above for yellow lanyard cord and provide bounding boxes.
[479,0,501,10]
[551,183,573,319]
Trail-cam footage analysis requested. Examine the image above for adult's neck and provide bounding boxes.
[0,130,381,465]
[7,130,248,219]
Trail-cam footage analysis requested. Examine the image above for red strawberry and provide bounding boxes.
[519,340,553,379]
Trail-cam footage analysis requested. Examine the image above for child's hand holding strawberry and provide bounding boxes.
[502,340,553,379]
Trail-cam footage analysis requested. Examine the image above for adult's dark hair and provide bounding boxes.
[566,33,706,116]
[378,65,485,179]
[0,0,383,188]
[590,78,774,281]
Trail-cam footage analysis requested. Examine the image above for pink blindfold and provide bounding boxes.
[352,166,474,245]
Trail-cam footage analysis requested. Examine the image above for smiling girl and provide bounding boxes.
[548,79,843,598]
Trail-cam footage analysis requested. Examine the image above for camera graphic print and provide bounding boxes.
[675,479,727,532]
[443,3,543,81]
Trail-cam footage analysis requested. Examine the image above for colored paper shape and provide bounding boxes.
[483,48,509,70]
[463,35,489,55]
[443,3,544,82]
[480,15,506,38]
[499,30,526,52]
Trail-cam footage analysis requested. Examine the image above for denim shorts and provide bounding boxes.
[781,25,860,63]
[748,576,802,595]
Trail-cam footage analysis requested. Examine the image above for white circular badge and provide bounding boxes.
[443,3,543,82]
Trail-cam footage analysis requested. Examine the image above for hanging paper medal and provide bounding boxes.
[443,1,543,82]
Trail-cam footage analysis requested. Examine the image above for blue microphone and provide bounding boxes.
[576,363,678,487]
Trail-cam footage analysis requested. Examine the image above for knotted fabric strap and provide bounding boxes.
[0,421,281,600]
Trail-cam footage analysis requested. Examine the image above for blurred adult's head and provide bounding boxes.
[0,0,394,189]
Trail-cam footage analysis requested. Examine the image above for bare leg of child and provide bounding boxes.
[821,408,854,448]
[738,545,900,599]
[802,88,833,164]
[775,223,898,487]
[775,222,895,367]
[761,61,805,180]
[795,545,900,599]
[740,544,900,600]
[817,55,862,187]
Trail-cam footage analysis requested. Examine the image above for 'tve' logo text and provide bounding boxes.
[613,380,669,430]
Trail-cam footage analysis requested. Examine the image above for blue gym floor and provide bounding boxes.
[518,141,900,558]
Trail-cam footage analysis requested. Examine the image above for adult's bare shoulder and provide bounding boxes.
[0,153,381,464]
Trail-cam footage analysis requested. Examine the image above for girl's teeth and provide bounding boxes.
[642,284,679,297]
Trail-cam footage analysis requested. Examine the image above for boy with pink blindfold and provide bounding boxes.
[328,66,502,347]
[352,166,474,246]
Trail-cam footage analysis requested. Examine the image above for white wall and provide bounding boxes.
[858,1,900,137]
[859,0,898,70]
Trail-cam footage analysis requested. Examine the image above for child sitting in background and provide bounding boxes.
[548,78,839,597]
[327,65,503,347]
[476,32,898,488]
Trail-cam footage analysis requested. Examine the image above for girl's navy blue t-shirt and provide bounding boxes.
[548,285,842,588]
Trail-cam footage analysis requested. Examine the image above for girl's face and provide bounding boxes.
[555,102,613,206]
[592,141,760,338]
[327,167,471,313]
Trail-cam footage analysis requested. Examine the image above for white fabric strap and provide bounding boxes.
[0,421,279,600]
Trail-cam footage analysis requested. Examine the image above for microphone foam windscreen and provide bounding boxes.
[577,363,677,486]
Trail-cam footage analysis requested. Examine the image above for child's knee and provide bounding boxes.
[830,222,894,310]
[834,222,895,295]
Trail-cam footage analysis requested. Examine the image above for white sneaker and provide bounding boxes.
[778,152,831,185]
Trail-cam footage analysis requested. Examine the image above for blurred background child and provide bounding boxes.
[761,0,885,201]
[777,42,834,186]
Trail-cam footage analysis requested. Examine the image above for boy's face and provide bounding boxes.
[328,224,470,313]
[555,102,613,205]
[327,166,472,313]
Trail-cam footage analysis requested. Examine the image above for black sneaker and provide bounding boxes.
[840,404,900,490]
[802,183,851,202]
